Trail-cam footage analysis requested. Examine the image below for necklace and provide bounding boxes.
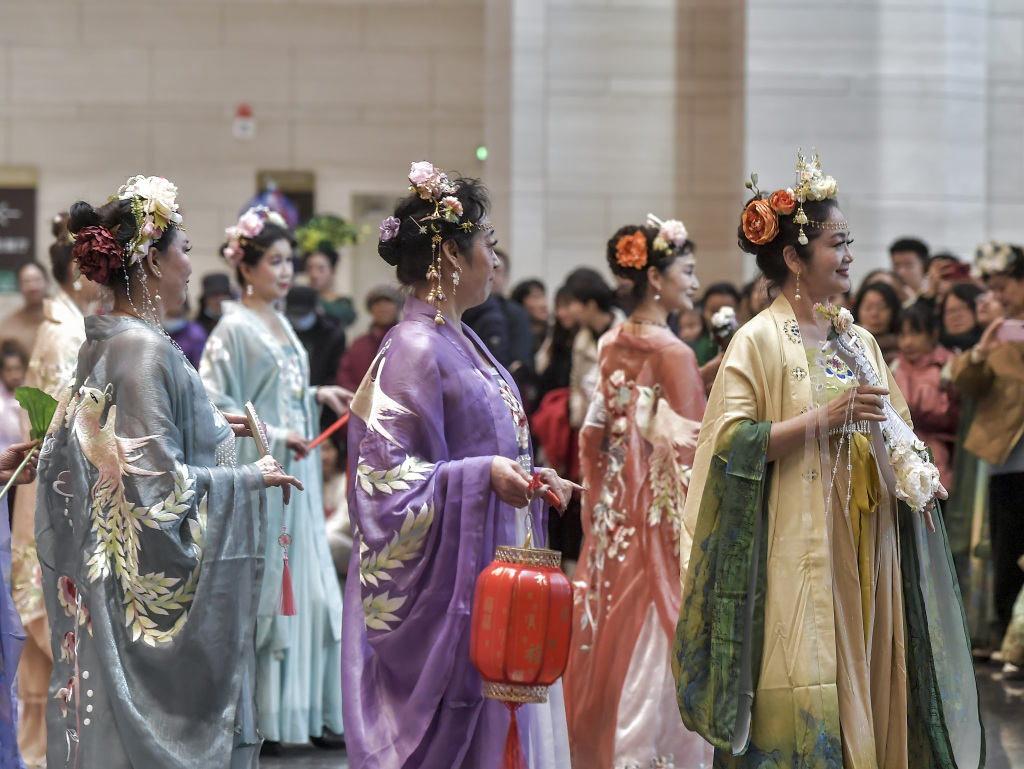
[628,317,668,328]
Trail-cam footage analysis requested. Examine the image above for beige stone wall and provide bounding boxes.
[486,0,746,294]
[0,0,487,318]
[744,0,992,286]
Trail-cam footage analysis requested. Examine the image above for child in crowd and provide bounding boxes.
[0,341,27,453]
[892,303,961,489]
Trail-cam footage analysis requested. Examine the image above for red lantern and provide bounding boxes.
[470,545,573,769]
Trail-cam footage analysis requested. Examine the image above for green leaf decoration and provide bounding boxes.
[295,213,362,255]
[15,386,59,442]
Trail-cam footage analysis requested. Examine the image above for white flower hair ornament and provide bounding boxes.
[221,206,288,267]
[791,148,842,245]
[646,213,689,254]
[975,240,1023,278]
[116,175,184,265]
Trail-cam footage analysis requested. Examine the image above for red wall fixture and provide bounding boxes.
[470,545,573,769]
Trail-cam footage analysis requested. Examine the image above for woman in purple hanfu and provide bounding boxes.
[343,164,575,769]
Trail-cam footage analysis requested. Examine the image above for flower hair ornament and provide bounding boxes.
[741,148,844,247]
[379,161,489,326]
[221,206,288,267]
[71,175,184,288]
[615,231,648,270]
[975,240,1024,278]
[646,213,689,254]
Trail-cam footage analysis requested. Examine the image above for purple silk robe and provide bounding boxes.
[343,297,569,769]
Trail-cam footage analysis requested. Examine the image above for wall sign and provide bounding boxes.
[0,167,38,293]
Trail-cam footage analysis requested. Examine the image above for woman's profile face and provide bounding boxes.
[246,238,294,302]
[156,229,192,316]
[857,289,893,335]
[987,273,1024,318]
[658,255,700,314]
[800,207,852,301]
[454,227,498,312]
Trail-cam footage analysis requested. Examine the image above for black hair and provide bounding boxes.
[701,281,741,307]
[853,280,902,335]
[378,176,491,286]
[563,267,615,313]
[940,282,984,323]
[68,198,178,290]
[223,223,295,287]
[49,213,74,285]
[898,302,939,337]
[605,224,694,301]
[0,339,27,369]
[737,197,841,294]
[304,240,339,270]
[889,237,929,265]
[511,279,546,305]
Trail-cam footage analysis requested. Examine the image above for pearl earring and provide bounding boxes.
[155,293,162,302]
[654,293,661,302]
[794,272,801,301]
[246,284,254,297]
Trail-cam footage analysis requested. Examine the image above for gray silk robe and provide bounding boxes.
[35,316,266,769]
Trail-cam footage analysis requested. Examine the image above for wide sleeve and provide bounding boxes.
[343,328,513,767]
[35,330,267,769]
[199,321,247,416]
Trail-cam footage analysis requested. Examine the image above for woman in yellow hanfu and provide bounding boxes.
[673,153,984,769]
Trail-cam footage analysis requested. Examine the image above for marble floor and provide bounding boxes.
[260,661,1024,769]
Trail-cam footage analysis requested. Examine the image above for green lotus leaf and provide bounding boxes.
[15,386,59,442]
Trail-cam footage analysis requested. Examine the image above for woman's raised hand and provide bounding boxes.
[316,385,354,417]
[285,430,310,455]
[825,385,889,432]
[0,440,38,485]
[531,467,585,513]
[256,454,304,505]
[490,456,533,509]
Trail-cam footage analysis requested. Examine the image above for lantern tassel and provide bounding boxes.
[278,555,296,616]
[502,703,526,769]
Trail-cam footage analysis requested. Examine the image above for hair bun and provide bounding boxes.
[378,238,401,267]
[67,200,99,236]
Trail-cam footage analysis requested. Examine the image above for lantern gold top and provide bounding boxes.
[493,545,561,569]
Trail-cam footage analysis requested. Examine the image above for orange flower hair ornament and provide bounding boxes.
[615,231,648,270]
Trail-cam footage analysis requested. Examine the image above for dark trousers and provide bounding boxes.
[988,471,1024,639]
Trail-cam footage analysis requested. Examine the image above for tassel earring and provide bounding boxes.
[794,272,801,301]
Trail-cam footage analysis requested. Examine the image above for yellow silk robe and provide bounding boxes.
[678,296,912,767]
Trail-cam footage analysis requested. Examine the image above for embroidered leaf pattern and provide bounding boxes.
[648,450,689,555]
[360,503,435,589]
[356,455,434,496]
[86,463,206,646]
[363,591,408,631]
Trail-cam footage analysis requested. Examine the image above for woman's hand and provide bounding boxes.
[824,385,889,431]
[0,440,38,485]
[285,430,309,455]
[532,467,585,514]
[921,482,947,533]
[974,317,1005,359]
[221,412,253,439]
[256,454,304,505]
[316,385,353,417]
[490,456,532,508]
